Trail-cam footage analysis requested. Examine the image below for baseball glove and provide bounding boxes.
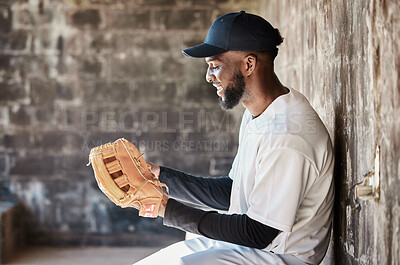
[88,138,168,218]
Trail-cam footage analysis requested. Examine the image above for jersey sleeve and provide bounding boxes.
[246,148,318,233]
[228,154,238,180]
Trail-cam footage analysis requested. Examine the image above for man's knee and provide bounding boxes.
[180,249,243,265]
[133,240,195,265]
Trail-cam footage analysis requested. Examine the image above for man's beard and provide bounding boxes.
[218,71,246,110]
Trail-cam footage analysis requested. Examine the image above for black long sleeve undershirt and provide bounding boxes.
[159,166,280,249]
[164,199,280,249]
[159,166,232,211]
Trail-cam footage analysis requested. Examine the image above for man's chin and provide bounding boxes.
[218,97,237,110]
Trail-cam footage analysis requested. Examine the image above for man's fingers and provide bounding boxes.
[147,162,161,178]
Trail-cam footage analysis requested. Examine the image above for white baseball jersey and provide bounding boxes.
[228,88,334,264]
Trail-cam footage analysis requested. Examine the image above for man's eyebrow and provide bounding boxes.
[205,56,221,63]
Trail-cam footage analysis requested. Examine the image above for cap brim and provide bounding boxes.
[182,43,227,58]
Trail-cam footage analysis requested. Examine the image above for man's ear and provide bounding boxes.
[244,54,257,76]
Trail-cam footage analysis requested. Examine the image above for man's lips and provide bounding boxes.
[212,82,224,96]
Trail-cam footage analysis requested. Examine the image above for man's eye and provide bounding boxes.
[211,66,220,70]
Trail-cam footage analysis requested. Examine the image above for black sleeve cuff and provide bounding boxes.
[163,199,214,234]
[158,166,169,183]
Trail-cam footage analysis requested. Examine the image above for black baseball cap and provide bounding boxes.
[182,11,280,58]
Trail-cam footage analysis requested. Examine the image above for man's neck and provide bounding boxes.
[242,72,289,117]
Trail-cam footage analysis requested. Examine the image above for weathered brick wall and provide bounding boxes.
[263,0,400,264]
[0,0,259,245]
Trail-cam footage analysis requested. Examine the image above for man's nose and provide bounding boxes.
[205,68,214,83]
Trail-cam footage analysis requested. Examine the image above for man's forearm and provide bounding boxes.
[159,166,232,211]
[163,199,280,249]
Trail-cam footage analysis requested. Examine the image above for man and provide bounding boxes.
[135,11,334,265]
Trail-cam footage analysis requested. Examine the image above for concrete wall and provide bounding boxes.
[263,0,400,264]
[0,0,259,245]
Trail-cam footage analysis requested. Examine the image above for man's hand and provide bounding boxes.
[147,162,161,179]
[158,192,169,218]
[146,162,168,218]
